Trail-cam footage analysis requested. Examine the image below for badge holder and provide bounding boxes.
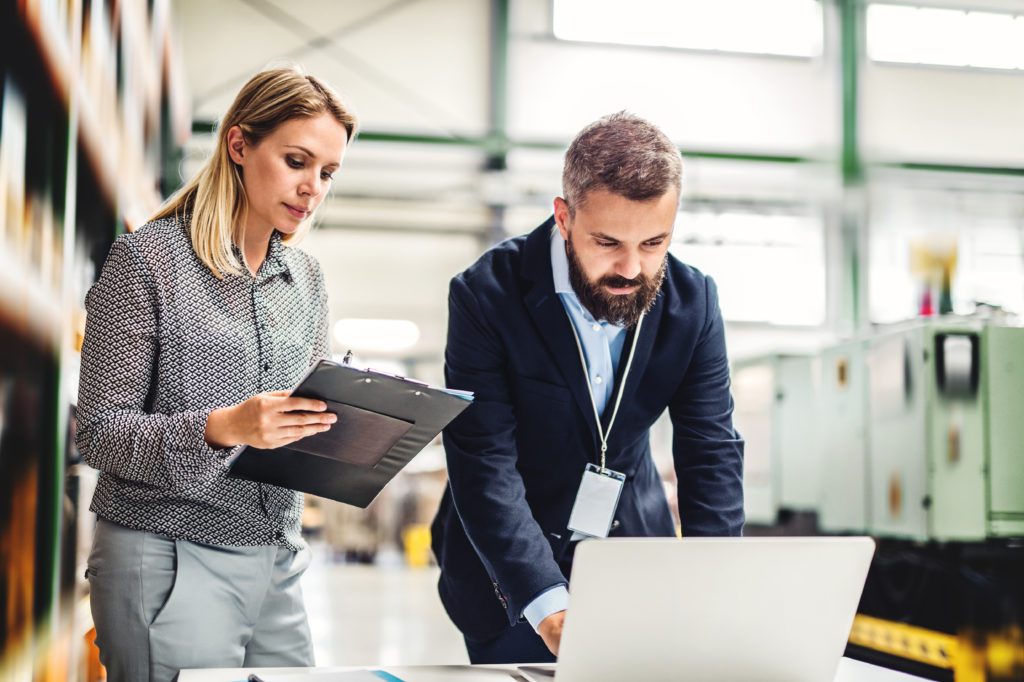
[564,312,644,540]
[567,463,626,538]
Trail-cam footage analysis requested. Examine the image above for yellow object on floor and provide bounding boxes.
[402,524,432,568]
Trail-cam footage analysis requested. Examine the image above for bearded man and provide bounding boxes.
[430,112,745,664]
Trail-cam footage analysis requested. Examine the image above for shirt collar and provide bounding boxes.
[234,230,291,281]
[261,231,290,279]
[550,224,575,297]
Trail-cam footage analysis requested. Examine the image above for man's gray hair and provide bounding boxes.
[562,111,682,215]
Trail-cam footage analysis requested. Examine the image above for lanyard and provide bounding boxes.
[567,312,645,470]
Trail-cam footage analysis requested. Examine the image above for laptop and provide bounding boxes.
[525,536,875,682]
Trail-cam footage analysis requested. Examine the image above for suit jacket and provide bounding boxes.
[431,218,744,638]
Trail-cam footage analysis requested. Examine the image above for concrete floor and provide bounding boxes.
[302,543,470,667]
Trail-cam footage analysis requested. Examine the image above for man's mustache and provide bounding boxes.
[599,274,644,289]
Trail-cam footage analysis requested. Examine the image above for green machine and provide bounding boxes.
[731,353,822,527]
[818,339,869,535]
[864,320,1024,541]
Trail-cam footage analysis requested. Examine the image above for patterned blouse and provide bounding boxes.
[76,214,330,550]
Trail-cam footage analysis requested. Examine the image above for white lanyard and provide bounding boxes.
[567,312,645,470]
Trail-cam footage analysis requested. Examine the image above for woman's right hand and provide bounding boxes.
[204,390,337,449]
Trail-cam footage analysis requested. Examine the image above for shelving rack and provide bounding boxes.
[0,1,189,679]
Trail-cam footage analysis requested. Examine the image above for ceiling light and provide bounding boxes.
[332,318,421,353]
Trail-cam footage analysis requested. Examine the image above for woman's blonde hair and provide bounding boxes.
[153,66,358,278]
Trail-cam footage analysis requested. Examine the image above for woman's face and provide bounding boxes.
[228,113,348,237]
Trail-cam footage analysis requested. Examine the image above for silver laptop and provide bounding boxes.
[541,536,875,682]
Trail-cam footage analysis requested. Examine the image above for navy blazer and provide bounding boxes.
[431,218,744,638]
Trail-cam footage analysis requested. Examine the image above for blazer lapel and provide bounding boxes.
[521,220,600,444]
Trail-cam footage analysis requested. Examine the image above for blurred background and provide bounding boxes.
[1,0,1023,680]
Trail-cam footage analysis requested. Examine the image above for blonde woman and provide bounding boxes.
[77,67,356,681]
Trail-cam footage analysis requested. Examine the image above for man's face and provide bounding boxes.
[554,188,677,326]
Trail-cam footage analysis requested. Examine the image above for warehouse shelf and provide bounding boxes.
[0,238,63,350]
[1,1,189,680]
[18,0,169,228]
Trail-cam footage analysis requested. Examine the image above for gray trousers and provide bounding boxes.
[87,518,315,682]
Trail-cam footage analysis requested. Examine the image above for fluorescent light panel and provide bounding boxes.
[332,318,421,353]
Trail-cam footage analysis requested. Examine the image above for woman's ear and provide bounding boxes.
[226,125,246,165]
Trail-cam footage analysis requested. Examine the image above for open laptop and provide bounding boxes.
[523,536,875,682]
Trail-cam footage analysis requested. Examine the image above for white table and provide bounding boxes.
[180,656,928,681]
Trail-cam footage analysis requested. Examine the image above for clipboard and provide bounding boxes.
[225,359,472,507]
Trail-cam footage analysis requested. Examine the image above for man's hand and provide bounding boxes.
[538,610,566,657]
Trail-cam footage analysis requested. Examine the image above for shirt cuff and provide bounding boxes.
[523,585,570,632]
[191,409,242,470]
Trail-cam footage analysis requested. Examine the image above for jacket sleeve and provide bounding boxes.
[75,236,238,493]
[668,275,745,536]
[442,275,568,623]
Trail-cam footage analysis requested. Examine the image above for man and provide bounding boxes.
[431,112,744,664]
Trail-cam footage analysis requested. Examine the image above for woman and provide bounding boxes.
[77,67,357,681]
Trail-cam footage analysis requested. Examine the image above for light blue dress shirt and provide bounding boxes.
[549,225,628,414]
[522,226,628,632]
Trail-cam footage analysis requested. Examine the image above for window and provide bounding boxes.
[671,209,826,325]
[868,184,1024,323]
[553,0,824,58]
[867,3,1024,71]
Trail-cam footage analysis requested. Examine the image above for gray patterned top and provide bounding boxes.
[76,214,330,550]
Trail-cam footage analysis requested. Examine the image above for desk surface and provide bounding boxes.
[179,656,928,681]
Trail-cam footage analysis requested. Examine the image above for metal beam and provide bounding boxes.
[196,0,476,143]
[484,0,511,247]
[878,161,1024,177]
[194,0,423,106]
[191,119,831,165]
[840,0,862,186]
[488,0,509,162]
[837,0,866,334]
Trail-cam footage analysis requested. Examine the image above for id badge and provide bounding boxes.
[567,463,626,538]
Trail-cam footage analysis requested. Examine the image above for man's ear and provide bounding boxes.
[226,125,246,165]
[553,197,571,241]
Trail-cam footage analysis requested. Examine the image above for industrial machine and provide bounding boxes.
[865,320,1024,541]
[731,352,822,527]
[732,319,1024,680]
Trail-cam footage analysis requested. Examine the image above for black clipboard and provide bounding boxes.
[225,360,472,507]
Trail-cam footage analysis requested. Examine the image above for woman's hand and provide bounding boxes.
[204,390,336,449]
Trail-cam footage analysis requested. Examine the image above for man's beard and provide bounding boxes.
[566,234,666,327]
